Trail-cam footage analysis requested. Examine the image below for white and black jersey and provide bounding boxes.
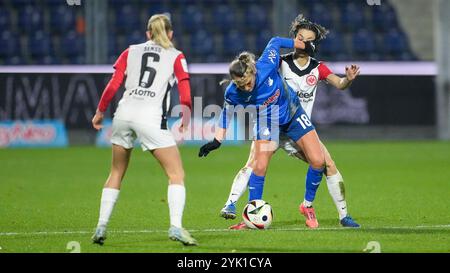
[280,53,333,118]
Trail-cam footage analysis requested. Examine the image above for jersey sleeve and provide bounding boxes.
[218,100,234,129]
[258,37,294,71]
[174,53,189,82]
[174,53,192,127]
[217,87,236,129]
[318,62,333,81]
[97,48,129,112]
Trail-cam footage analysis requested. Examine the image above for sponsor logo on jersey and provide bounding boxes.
[268,50,277,64]
[263,89,280,106]
[297,90,315,99]
[130,88,156,97]
[267,77,274,87]
[306,74,318,86]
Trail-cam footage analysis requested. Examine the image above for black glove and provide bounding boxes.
[198,138,222,157]
[304,41,317,57]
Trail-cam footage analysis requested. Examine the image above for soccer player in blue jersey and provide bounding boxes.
[199,36,326,229]
[219,15,361,229]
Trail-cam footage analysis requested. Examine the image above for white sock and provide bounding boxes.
[326,170,348,220]
[97,188,120,227]
[168,184,185,228]
[225,167,253,206]
[303,200,313,208]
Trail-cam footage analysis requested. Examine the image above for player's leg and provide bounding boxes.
[247,140,276,202]
[93,144,133,245]
[321,142,360,227]
[287,111,325,228]
[295,130,325,228]
[151,145,197,246]
[295,131,326,204]
[220,141,255,219]
[227,140,275,230]
[92,119,135,245]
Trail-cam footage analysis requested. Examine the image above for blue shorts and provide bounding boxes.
[280,109,315,142]
[253,108,315,142]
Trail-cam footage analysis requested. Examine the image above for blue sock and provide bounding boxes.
[305,166,324,203]
[248,172,265,201]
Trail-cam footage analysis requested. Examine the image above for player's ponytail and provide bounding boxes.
[147,14,173,49]
[220,51,256,86]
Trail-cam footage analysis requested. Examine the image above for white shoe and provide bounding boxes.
[168,226,198,246]
[92,225,107,245]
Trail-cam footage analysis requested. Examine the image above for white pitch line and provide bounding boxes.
[1,224,450,237]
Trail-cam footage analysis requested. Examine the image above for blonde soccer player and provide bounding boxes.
[220,14,361,229]
[91,14,197,246]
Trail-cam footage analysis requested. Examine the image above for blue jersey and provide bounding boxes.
[219,37,301,130]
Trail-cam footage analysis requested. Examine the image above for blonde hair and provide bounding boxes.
[147,14,173,49]
[228,51,256,87]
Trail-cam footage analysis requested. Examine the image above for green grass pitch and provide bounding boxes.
[1,141,449,253]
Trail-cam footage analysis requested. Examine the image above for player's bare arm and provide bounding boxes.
[326,64,360,90]
[92,109,104,131]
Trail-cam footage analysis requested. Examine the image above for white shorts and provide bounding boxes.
[110,119,176,151]
[279,133,307,162]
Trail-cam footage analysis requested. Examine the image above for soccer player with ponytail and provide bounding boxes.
[199,35,328,229]
[220,14,360,229]
[91,14,197,246]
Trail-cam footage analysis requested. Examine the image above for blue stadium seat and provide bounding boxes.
[126,30,145,46]
[309,3,332,30]
[28,31,53,57]
[181,5,204,31]
[19,5,44,33]
[245,4,269,32]
[67,55,86,65]
[383,28,408,55]
[0,8,12,31]
[340,2,366,31]
[255,30,272,53]
[110,0,133,7]
[44,0,69,6]
[35,55,61,65]
[319,31,344,59]
[115,5,141,34]
[211,5,236,32]
[12,0,30,5]
[191,30,214,56]
[372,4,398,32]
[5,55,26,65]
[223,30,246,57]
[0,31,20,57]
[50,5,77,34]
[61,31,85,57]
[352,29,376,56]
[108,34,118,60]
[146,3,168,16]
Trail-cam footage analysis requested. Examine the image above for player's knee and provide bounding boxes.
[246,156,256,168]
[309,154,326,170]
[253,160,268,176]
[325,159,337,174]
[167,169,185,184]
